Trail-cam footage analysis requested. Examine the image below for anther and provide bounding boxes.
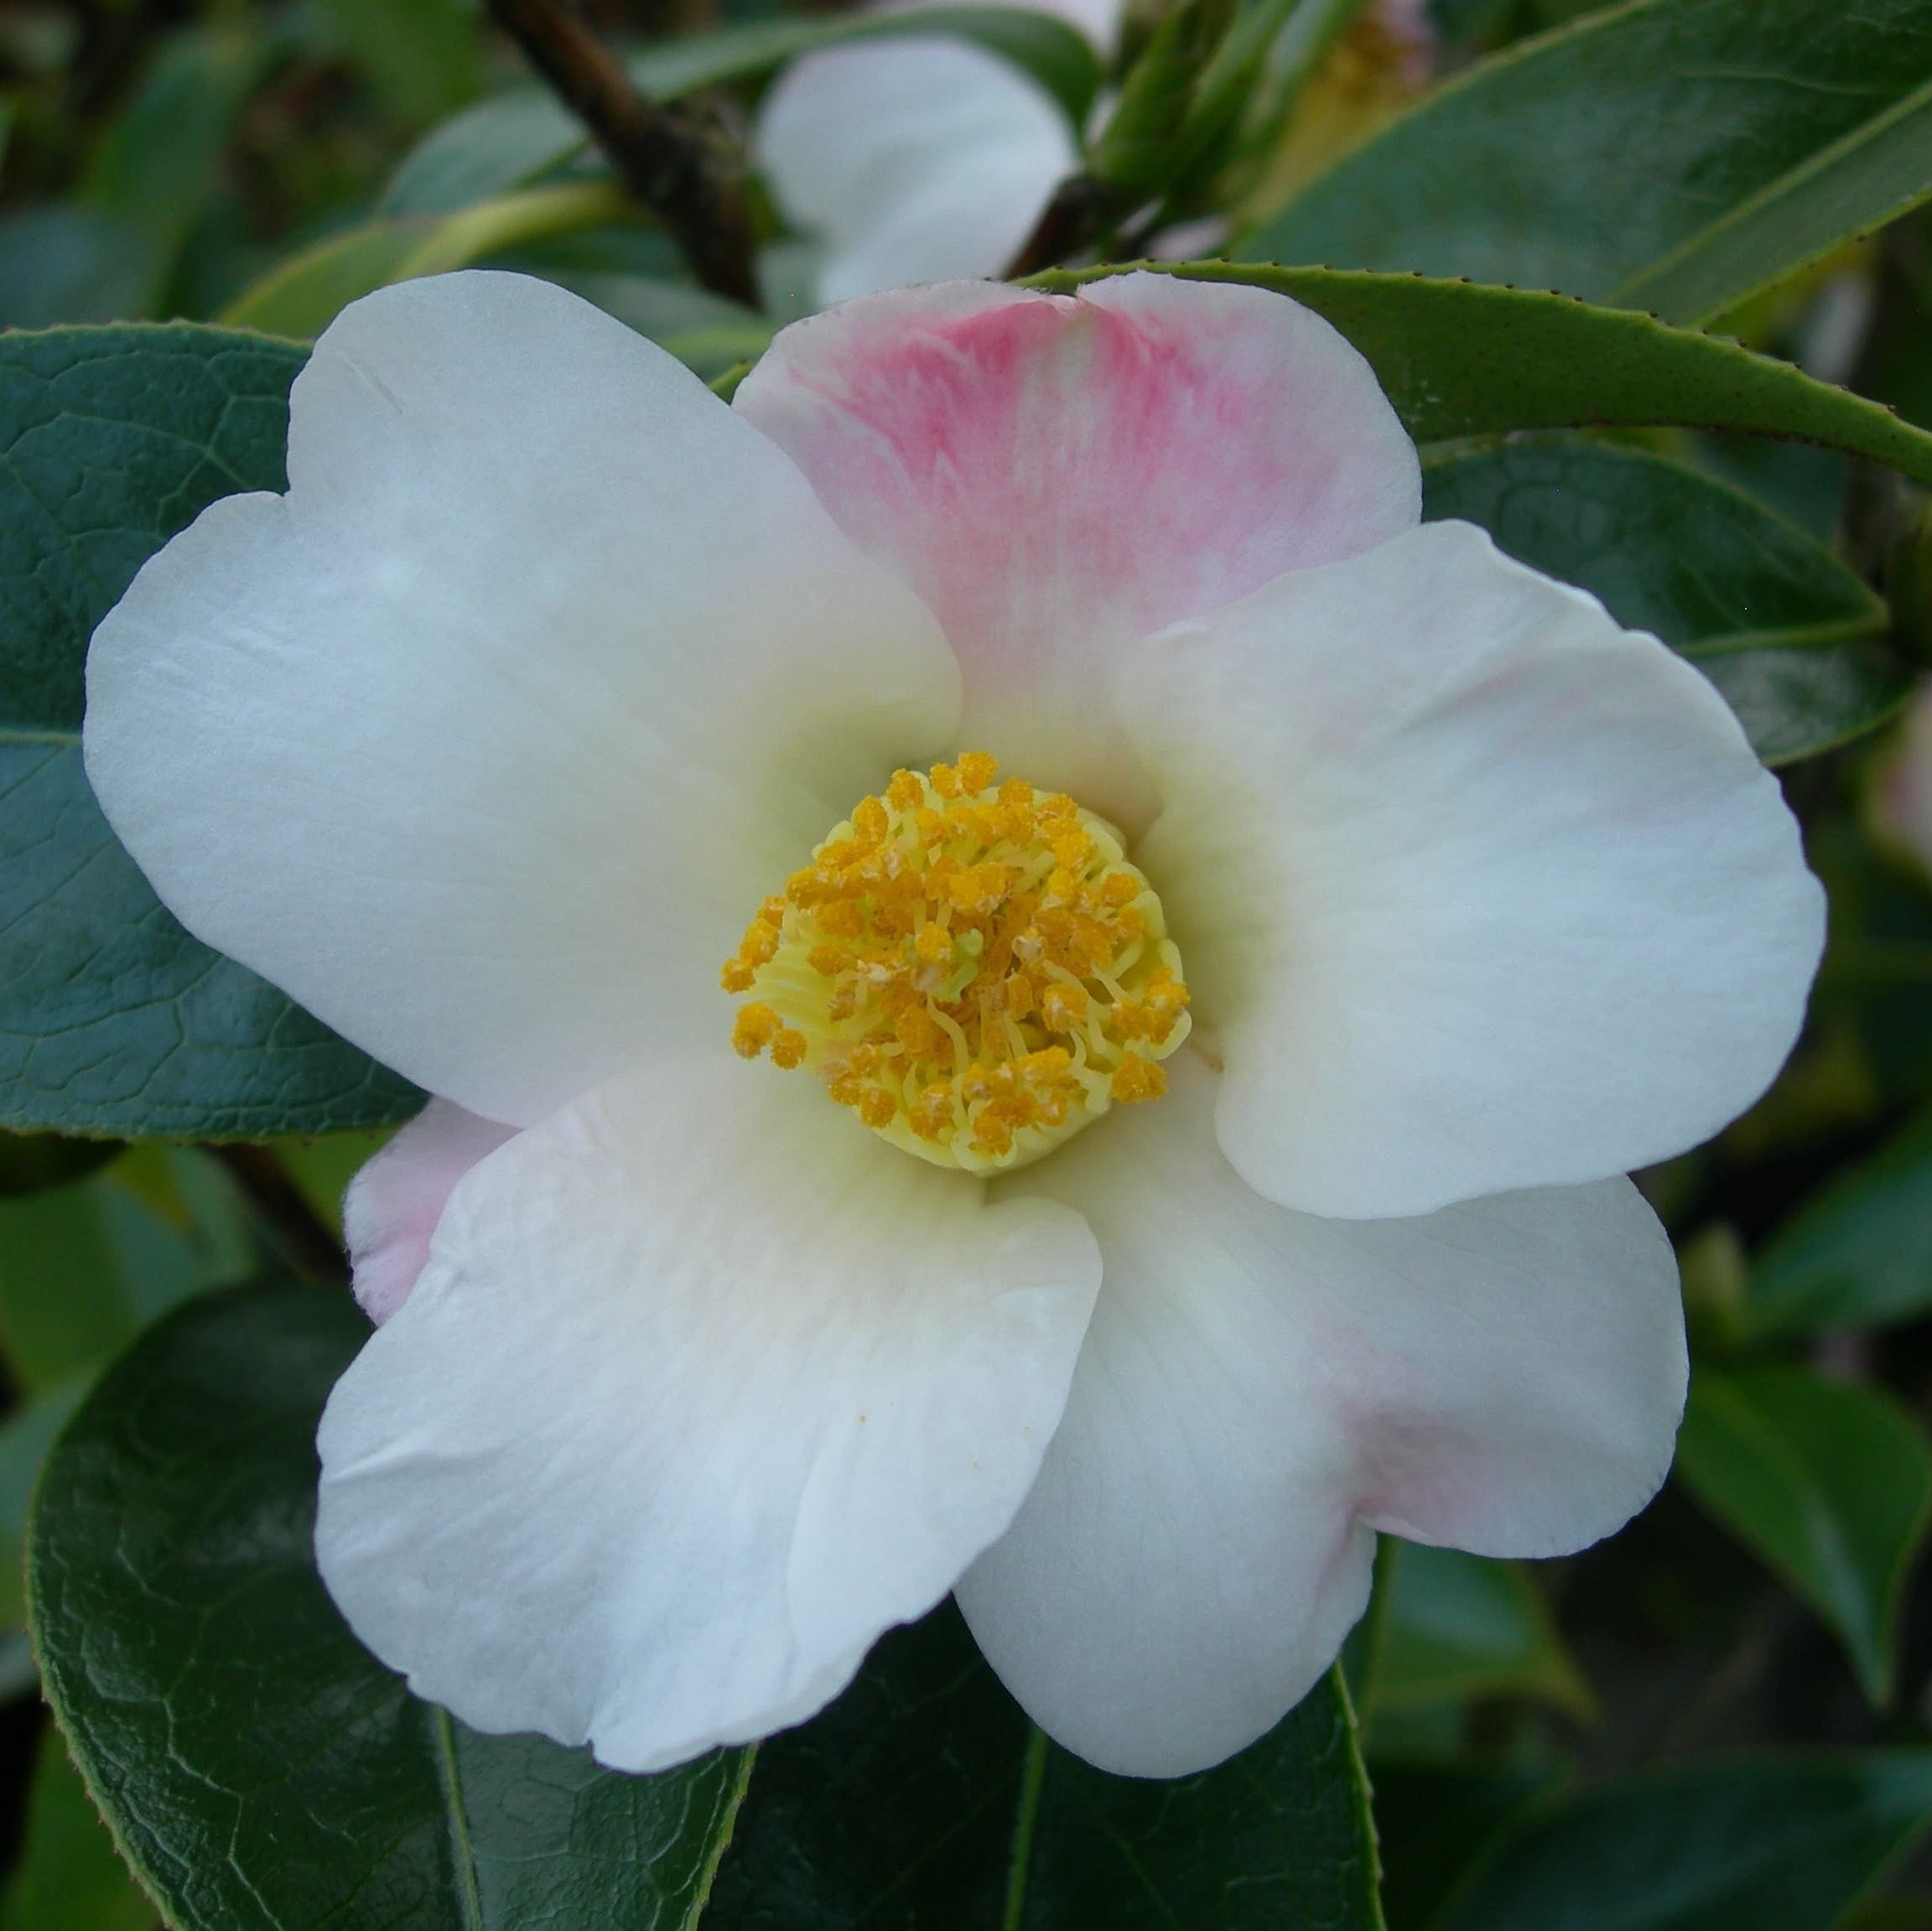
[720,753,1189,1172]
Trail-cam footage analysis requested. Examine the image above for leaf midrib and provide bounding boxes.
[1612,68,1932,324]
[432,1705,486,1931]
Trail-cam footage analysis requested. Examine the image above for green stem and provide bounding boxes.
[396,179,631,279]
[1001,1726,1051,1931]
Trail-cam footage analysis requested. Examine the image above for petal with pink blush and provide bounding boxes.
[735,272,1419,828]
[962,1053,1682,1777]
[343,1100,516,1326]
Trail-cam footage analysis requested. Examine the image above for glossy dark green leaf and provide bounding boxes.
[1244,0,1932,324]
[1436,1752,1932,1931]
[0,324,421,1137]
[0,1727,156,1931]
[1690,646,1910,767]
[1034,264,1932,481]
[709,1602,1383,1930]
[1422,438,1904,763]
[1747,1105,1932,1337]
[31,1275,754,1931]
[382,8,1101,218]
[1373,1542,1592,1719]
[1675,1364,1932,1704]
[1019,1676,1380,1930]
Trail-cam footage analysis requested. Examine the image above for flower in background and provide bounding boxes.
[757,0,1436,306]
[85,268,1820,1778]
[1873,684,1932,875]
[757,0,1118,306]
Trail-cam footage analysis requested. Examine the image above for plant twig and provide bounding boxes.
[209,1144,345,1283]
[1005,176,1113,278]
[486,0,758,306]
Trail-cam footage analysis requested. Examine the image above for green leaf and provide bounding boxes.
[0,208,152,333]
[382,8,1102,218]
[0,323,420,1137]
[310,0,482,126]
[709,1602,1384,1929]
[31,1275,755,1931]
[78,21,267,316]
[1242,0,1932,325]
[0,1727,156,1931]
[1372,1542,1592,1720]
[34,1271,1384,1928]
[1422,437,1905,763]
[630,8,1101,127]
[219,182,629,337]
[1675,1364,1932,1705]
[1621,76,1932,328]
[0,1379,86,1630]
[1436,1752,1932,1931]
[1686,647,1910,768]
[0,1131,124,1197]
[1016,1674,1381,1929]
[380,91,595,218]
[272,1130,391,1238]
[0,1186,141,1395]
[1370,1761,1555,1931]
[0,1148,255,1399]
[1031,263,1932,482]
[217,217,433,335]
[1747,1105,1932,1337]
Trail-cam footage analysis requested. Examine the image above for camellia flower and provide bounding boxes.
[84,267,1822,1778]
[758,0,1436,304]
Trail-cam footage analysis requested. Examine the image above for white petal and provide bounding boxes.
[316,1056,1100,1772]
[85,271,958,1127]
[958,1051,1683,1777]
[1119,520,1824,1219]
[758,37,1077,304]
[342,1100,514,1326]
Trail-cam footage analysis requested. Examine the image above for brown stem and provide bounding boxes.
[486,0,758,307]
[209,1144,345,1284]
[1005,176,1112,279]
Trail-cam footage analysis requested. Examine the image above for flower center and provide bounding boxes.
[723,752,1190,1174]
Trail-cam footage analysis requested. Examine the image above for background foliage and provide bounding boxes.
[9,0,1932,1924]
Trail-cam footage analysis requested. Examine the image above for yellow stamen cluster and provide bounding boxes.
[724,754,1190,1172]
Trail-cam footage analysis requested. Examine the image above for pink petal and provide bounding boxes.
[735,272,1419,828]
[343,1100,515,1325]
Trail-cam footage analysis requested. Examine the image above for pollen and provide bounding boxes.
[723,754,1190,1173]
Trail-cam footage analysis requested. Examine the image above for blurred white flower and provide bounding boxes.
[1875,683,1932,874]
[86,268,1819,1778]
[757,0,1436,304]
